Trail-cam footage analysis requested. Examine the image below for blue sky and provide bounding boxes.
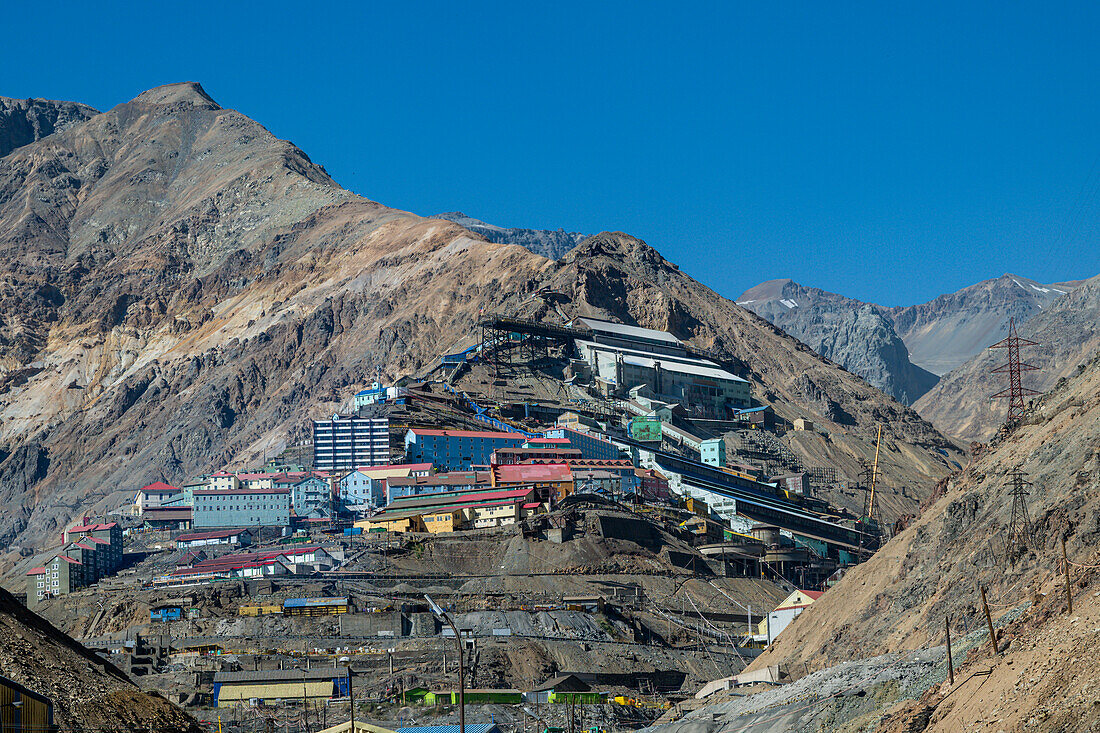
[4,1,1099,306]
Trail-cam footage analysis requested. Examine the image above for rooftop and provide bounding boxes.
[139,481,181,494]
[493,463,573,483]
[193,488,290,496]
[573,317,682,345]
[408,428,526,440]
[175,528,252,542]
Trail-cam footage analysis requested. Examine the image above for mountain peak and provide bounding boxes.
[129,82,219,109]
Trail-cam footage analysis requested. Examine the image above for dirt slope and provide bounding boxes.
[0,585,198,731]
[0,82,959,555]
[738,347,1100,729]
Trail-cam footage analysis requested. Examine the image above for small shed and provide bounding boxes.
[793,417,814,431]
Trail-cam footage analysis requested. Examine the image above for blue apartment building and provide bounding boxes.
[404,429,525,471]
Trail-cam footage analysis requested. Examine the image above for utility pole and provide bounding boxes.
[426,594,465,733]
[944,617,954,685]
[1063,536,1073,614]
[979,587,999,655]
[347,666,355,729]
[990,317,1040,426]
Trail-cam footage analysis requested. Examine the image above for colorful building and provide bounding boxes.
[339,463,434,509]
[404,429,525,471]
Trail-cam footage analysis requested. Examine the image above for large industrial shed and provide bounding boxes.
[214,669,349,707]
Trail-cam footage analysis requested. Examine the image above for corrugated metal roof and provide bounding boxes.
[408,429,525,439]
[283,597,348,608]
[215,668,347,683]
[574,317,681,344]
[218,680,335,700]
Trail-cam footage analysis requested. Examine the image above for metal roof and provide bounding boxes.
[215,668,349,683]
[620,353,747,383]
[283,597,349,608]
[573,317,681,344]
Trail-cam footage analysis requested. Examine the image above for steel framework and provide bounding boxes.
[989,317,1040,425]
[1007,466,1033,555]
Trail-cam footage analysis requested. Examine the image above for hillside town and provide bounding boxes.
[10,314,889,730]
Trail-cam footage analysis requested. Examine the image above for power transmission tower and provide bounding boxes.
[990,318,1040,426]
[1007,467,1033,555]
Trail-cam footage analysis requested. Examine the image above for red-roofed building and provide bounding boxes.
[131,481,183,516]
[491,463,574,502]
[26,551,85,609]
[175,528,254,549]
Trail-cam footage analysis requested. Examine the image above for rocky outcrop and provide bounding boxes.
[737,279,939,404]
[434,211,587,259]
[0,95,98,157]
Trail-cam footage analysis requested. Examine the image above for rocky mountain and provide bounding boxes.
[0,585,198,731]
[913,272,1100,441]
[433,211,587,259]
[888,273,1080,375]
[0,82,961,558]
[737,274,1080,407]
[737,279,940,405]
[0,95,98,157]
[725,345,1100,731]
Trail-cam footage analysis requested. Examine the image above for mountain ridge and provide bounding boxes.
[735,272,1082,409]
[433,210,587,259]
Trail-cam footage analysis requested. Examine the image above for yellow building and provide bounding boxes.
[356,513,425,533]
[423,509,463,533]
[752,589,824,643]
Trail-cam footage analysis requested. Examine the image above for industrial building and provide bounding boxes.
[214,668,350,708]
[490,462,574,502]
[570,317,751,417]
[192,488,291,529]
[404,428,526,471]
[544,426,625,460]
[313,414,390,471]
[174,528,254,549]
[357,486,544,533]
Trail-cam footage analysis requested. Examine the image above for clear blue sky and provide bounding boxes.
[4,1,1099,306]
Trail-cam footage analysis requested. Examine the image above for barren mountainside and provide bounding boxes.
[736,349,1100,730]
[913,272,1100,441]
[0,82,960,558]
[0,95,98,157]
